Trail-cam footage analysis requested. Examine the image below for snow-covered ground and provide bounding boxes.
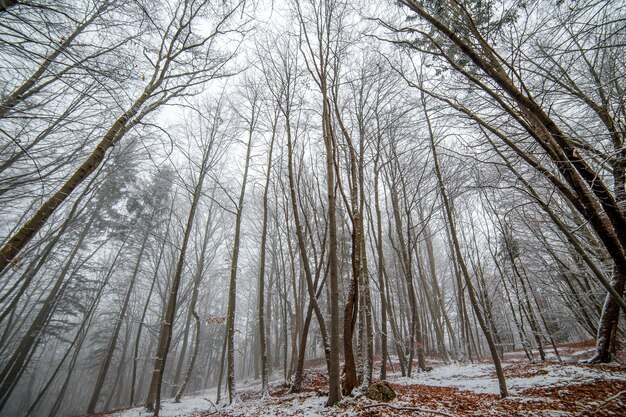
[105,360,626,417]
[107,390,332,417]
[110,390,217,417]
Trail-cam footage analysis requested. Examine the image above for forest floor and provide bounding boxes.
[98,340,626,417]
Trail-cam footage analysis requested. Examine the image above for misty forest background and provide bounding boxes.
[0,0,625,416]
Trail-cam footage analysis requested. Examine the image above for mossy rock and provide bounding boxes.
[365,381,396,402]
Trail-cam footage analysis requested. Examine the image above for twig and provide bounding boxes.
[200,397,219,415]
[362,402,456,417]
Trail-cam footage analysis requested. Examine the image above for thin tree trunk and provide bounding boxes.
[591,264,626,363]
[424,95,508,398]
[422,215,458,358]
[215,327,227,404]
[175,198,217,401]
[284,110,331,391]
[373,165,389,380]
[171,305,193,397]
[175,311,201,402]
[104,325,132,410]
[225,111,255,404]
[257,120,276,398]
[292,256,329,392]
[388,179,424,375]
[322,90,342,405]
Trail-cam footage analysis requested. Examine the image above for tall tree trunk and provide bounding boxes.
[146,147,212,414]
[501,232,546,361]
[175,198,217,401]
[171,306,193,397]
[175,311,201,402]
[592,155,626,362]
[592,264,626,362]
[424,95,508,398]
[361,260,374,388]
[373,165,389,380]
[422,214,458,358]
[341,161,361,396]
[388,178,425,375]
[104,325,132,410]
[225,113,254,404]
[416,256,449,364]
[322,90,342,406]
[215,327,227,404]
[257,121,276,398]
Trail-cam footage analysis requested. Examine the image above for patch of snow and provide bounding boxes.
[390,363,626,396]
[393,363,501,394]
[508,364,626,392]
[110,390,217,417]
[224,394,330,417]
